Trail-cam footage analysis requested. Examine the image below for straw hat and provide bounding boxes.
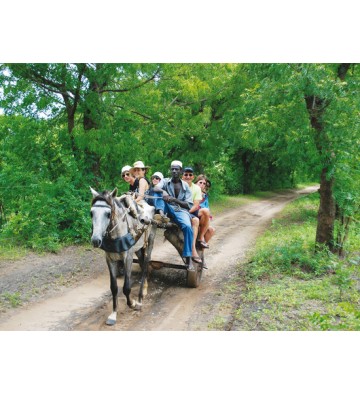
[130,160,150,174]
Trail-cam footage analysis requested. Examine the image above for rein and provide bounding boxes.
[93,198,148,254]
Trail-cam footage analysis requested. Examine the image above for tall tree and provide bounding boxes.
[304,64,352,251]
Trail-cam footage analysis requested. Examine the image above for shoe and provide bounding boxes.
[184,258,195,271]
[187,262,195,271]
[154,213,170,223]
[197,240,209,249]
[154,213,162,221]
[192,256,202,264]
[161,215,170,223]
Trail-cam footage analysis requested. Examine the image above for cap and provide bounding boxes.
[121,165,131,174]
[183,167,194,173]
[151,171,164,179]
[171,160,182,168]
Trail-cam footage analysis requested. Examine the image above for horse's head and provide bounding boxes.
[90,187,117,248]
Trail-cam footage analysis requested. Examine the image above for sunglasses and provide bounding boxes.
[183,173,193,177]
[122,172,130,178]
[152,176,161,180]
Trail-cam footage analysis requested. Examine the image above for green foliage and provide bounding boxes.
[0,63,359,253]
[246,193,331,279]
[0,116,91,251]
[235,192,360,330]
[1,292,22,308]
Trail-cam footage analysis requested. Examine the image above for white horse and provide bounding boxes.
[90,187,156,325]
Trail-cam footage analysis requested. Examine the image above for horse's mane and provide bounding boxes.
[91,191,114,207]
[91,191,140,220]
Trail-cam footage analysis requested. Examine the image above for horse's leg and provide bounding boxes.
[123,251,137,309]
[138,226,156,307]
[133,248,145,310]
[106,257,119,325]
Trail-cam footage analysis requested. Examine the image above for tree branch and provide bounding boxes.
[98,67,160,93]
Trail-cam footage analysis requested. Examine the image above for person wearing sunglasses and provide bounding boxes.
[182,169,211,250]
[195,175,215,247]
[146,171,170,224]
[129,160,151,204]
[121,165,138,191]
[181,166,206,263]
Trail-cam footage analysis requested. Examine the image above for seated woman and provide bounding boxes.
[146,171,171,223]
[195,175,215,246]
[121,165,139,190]
[129,160,151,204]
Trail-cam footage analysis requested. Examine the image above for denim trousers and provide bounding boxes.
[154,198,193,257]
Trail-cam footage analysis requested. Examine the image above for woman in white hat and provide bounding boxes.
[121,165,138,191]
[130,160,151,203]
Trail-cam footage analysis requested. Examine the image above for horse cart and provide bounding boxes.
[90,187,205,325]
[134,219,205,289]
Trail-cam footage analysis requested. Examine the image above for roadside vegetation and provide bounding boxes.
[227,192,360,331]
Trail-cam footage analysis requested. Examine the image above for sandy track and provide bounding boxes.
[0,186,318,331]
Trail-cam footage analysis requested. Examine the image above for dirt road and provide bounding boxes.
[0,186,318,331]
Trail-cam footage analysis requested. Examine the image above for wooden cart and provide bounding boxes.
[134,220,205,288]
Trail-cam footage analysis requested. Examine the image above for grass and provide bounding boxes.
[229,192,360,331]
[0,292,22,308]
[0,245,29,261]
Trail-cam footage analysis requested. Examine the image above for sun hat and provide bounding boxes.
[121,165,132,174]
[130,160,150,174]
[171,160,182,168]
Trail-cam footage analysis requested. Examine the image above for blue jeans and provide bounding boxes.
[154,199,193,258]
[145,191,161,207]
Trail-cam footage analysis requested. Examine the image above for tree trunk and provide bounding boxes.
[316,167,336,250]
[305,94,336,251]
[306,64,352,252]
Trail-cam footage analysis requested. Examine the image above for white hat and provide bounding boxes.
[121,165,131,174]
[152,171,164,179]
[171,160,182,168]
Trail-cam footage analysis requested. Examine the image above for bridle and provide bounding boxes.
[91,197,149,253]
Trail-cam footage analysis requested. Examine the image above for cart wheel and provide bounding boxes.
[186,261,202,287]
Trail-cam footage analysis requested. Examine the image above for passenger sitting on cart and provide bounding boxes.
[153,160,200,271]
[129,160,151,204]
[181,166,204,264]
[146,171,170,223]
[121,165,138,192]
[195,175,215,247]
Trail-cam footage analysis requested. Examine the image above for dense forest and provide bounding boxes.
[0,63,359,254]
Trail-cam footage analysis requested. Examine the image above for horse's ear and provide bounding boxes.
[110,188,118,198]
[90,187,99,198]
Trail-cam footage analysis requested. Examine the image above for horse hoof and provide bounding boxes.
[134,302,142,311]
[106,312,117,325]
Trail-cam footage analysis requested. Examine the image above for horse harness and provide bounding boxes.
[93,199,150,254]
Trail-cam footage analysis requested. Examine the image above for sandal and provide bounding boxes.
[197,240,209,249]
[192,256,202,264]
